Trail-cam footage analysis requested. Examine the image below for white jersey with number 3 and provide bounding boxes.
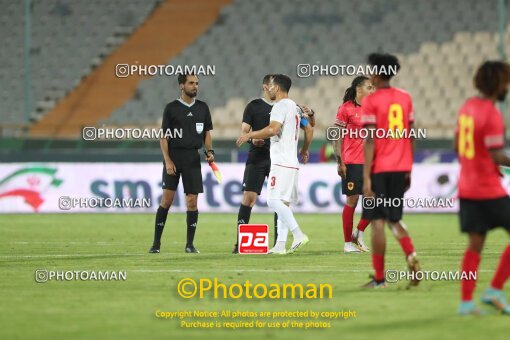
[269,98,300,168]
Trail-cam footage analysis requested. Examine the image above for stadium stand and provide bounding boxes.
[0,0,159,129]
[1,0,508,139]
[106,0,510,139]
[29,0,232,137]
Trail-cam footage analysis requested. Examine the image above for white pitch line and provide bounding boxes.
[0,253,147,259]
[12,242,122,245]
[0,252,505,259]
[1,251,505,259]
[131,269,375,273]
[131,268,495,273]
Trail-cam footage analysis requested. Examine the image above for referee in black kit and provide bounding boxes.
[149,73,214,254]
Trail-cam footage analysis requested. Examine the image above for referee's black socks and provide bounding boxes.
[153,206,169,246]
[237,204,252,226]
[186,210,199,247]
[236,204,252,244]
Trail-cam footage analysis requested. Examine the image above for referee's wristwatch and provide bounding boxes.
[204,149,215,156]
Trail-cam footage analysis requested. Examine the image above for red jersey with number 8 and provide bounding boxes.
[361,87,414,173]
[456,97,507,199]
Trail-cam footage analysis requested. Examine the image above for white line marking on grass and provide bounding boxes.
[418,252,504,256]
[130,269,366,273]
[0,251,501,258]
[133,269,195,273]
[0,253,147,259]
[13,242,91,244]
[130,268,496,273]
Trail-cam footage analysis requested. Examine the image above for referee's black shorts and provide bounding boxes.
[162,149,203,194]
[242,158,271,195]
[459,196,510,234]
[341,164,363,196]
[362,171,407,223]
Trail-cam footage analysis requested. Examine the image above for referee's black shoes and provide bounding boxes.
[149,244,160,253]
[185,245,200,253]
[149,244,200,253]
[232,243,239,254]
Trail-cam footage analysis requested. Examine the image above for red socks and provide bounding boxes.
[372,254,385,281]
[459,245,510,301]
[342,206,371,242]
[342,205,354,242]
[461,249,481,301]
[398,236,415,256]
[491,245,510,290]
[357,218,370,232]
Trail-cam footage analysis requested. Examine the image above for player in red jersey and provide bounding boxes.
[334,76,374,253]
[360,53,421,288]
[456,61,510,315]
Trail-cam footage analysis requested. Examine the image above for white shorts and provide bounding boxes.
[267,164,299,203]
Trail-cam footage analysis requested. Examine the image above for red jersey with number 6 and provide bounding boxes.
[456,97,507,199]
[361,87,414,173]
[335,101,364,164]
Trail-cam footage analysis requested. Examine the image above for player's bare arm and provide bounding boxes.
[204,130,215,163]
[241,122,264,147]
[300,105,316,127]
[160,137,176,176]
[453,132,459,155]
[406,122,415,191]
[241,122,251,135]
[334,126,346,179]
[363,124,375,197]
[409,122,415,160]
[299,123,313,164]
[236,120,282,147]
[490,148,510,167]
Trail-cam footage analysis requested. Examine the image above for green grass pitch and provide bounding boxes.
[1,213,509,339]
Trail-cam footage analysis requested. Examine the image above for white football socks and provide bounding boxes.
[291,226,304,239]
[272,241,287,252]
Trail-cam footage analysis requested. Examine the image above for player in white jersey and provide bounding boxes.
[237,74,313,254]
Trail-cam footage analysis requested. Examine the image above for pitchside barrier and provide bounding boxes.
[0,163,504,214]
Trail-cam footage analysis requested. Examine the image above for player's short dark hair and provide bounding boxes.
[367,53,400,80]
[262,74,274,84]
[272,74,292,93]
[343,76,369,104]
[474,60,510,98]
[178,73,196,85]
